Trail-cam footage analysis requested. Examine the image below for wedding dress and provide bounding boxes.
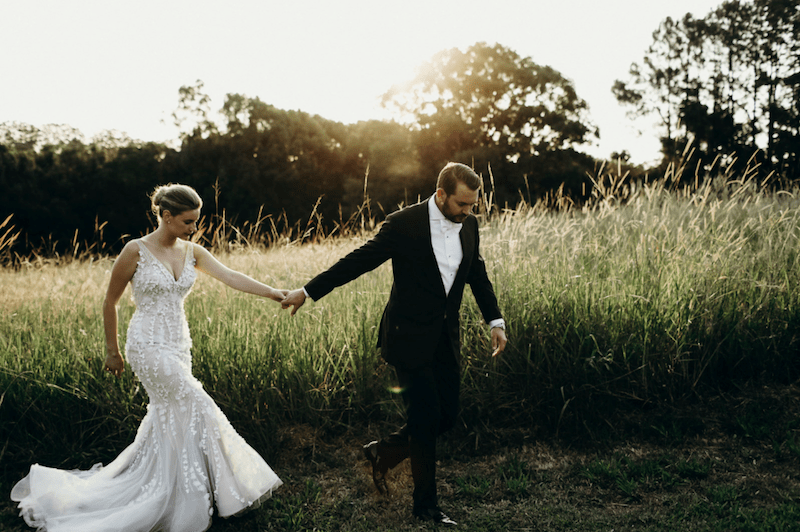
[11,240,282,531]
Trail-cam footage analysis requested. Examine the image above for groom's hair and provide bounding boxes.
[436,162,481,195]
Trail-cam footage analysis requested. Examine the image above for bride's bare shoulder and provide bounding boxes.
[116,239,144,263]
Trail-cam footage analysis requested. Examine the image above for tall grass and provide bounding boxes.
[468,156,800,436]
[2,155,800,476]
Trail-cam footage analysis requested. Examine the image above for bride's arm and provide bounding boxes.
[102,242,139,378]
[192,244,287,302]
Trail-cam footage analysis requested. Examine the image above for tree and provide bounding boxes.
[613,15,703,162]
[339,119,425,212]
[751,0,800,176]
[172,80,219,141]
[175,92,367,229]
[382,42,598,188]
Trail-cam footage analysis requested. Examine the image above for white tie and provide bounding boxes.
[440,219,462,234]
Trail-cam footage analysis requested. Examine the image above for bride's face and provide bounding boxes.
[164,208,200,240]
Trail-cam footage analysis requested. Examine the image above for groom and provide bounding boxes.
[281,162,507,526]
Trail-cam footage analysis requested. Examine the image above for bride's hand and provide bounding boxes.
[269,288,289,302]
[104,352,125,378]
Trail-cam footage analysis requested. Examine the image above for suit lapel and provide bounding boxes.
[451,216,475,294]
[458,217,474,263]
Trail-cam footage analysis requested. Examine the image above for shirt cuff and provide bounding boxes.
[488,318,505,330]
[302,286,310,299]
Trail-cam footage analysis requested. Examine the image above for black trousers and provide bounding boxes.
[377,328,460,511]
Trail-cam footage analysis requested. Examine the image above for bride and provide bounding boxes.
[11,184,284,531]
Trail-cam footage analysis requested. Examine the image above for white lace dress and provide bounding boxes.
[11,240,282,532]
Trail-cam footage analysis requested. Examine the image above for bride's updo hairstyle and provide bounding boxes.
[150,184,203,219]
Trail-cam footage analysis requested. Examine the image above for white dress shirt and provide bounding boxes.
[428,196,505,331]
[428,195,462,296]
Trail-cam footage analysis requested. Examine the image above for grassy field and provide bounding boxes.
[2,160,800,530]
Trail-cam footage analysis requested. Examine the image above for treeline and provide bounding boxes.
[0,111,597,259]
[3,0,799,257]
[1,42,605,258]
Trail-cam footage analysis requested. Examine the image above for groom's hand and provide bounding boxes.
[281,288,307,316]
[491,327,507,357]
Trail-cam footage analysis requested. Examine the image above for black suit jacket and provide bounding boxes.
[304,199,502,370]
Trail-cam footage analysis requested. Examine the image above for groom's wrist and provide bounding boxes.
[489,318,505,330]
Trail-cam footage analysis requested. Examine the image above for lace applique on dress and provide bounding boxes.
[11,239,282,532]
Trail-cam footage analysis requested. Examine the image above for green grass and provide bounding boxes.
[2,159,800,529]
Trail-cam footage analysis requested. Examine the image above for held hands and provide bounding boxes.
[269,288,290,303]
[281,288,307,316]
[104,352,125,378]
[490,327,507,357]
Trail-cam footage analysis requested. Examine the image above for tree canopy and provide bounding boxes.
[382,41,598,202]
[384,42,596,155]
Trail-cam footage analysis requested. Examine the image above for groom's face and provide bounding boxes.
[437,182,479,223]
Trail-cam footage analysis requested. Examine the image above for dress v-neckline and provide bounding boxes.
[138,240,190,282]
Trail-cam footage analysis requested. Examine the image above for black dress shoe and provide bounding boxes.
[362,441,389,495]
[413,507,457,526]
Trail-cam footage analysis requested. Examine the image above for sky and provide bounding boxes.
[1,0,725,166]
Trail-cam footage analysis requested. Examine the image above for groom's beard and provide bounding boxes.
[440,203,468,224]
[443,209,468,224]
